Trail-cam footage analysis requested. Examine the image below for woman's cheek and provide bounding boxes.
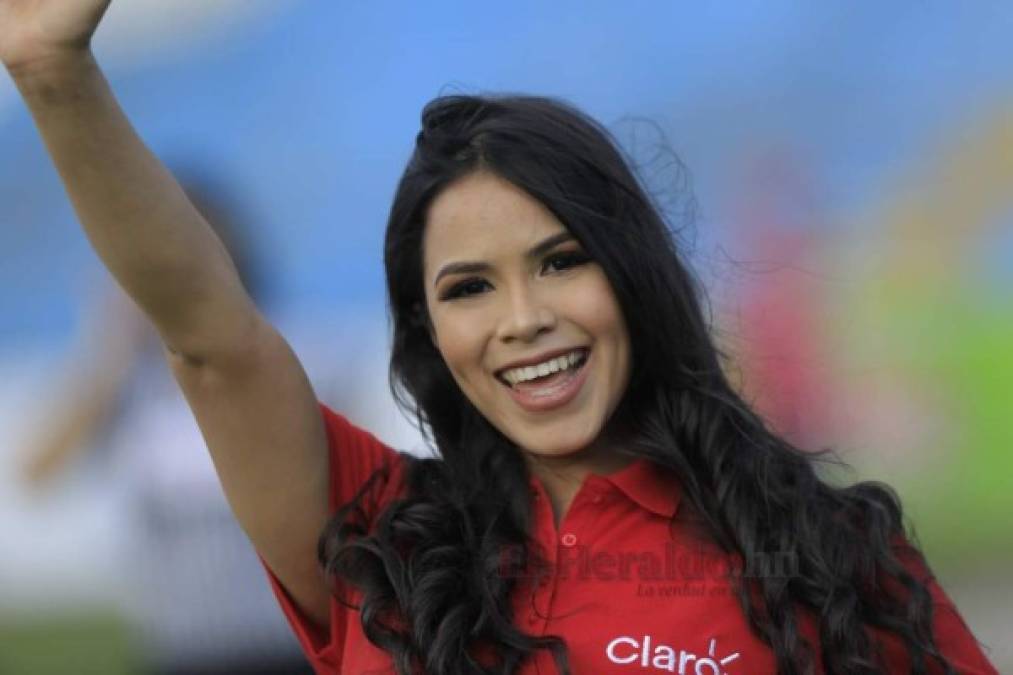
[434,314,484,382]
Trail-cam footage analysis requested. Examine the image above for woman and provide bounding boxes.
[1,1,997,673]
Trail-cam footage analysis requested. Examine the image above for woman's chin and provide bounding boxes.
[514,430,605,462]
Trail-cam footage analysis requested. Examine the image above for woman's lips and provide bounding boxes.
[501,351,590,413]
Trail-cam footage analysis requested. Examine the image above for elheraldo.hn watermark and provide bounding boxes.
[497,543,799,583]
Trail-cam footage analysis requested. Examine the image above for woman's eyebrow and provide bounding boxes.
[432,232,576,288]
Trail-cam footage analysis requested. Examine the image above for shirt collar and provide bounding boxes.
[596,457,681,519]
[526,457,682,519]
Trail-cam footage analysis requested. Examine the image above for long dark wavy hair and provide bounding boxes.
[319,94,957,674]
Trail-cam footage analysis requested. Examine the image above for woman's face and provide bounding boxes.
[422,171,632,461]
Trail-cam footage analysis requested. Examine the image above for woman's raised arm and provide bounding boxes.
[2,0,334,628]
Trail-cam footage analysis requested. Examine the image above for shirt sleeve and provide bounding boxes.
[260,403,407,673]
[878,537,999,674]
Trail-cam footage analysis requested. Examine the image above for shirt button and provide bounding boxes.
[561,533,577,547]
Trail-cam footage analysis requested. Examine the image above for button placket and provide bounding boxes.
[528,477,608,633]
[557,484,606,550]
[525,483,557,633]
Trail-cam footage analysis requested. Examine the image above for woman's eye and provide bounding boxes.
[444,278,490,300]
[441,252,589,300]
[543,251,590,273]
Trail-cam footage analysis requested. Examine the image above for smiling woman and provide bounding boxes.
[0,1,998,673]
[423,172,633,498]
[313,94,997,674]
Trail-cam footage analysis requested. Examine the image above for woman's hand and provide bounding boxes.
[0,0,112,74]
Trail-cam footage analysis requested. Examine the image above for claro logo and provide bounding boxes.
[605,635,741,674]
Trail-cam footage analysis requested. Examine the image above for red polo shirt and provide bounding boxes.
[263,405,998,674]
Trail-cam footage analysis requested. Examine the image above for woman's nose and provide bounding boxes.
[495,287,556,343]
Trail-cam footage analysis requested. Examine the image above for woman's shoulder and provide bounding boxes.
[318,404,415,518]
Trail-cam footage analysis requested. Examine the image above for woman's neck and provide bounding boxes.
[524,441,635,527]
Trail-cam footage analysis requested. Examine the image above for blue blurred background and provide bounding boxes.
[1,1,1010,672]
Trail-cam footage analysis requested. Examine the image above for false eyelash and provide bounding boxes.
[542,250,591,273]
[443,277,491,300]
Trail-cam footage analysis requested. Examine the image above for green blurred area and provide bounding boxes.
[0,611,135,675]
[860,285,1013,567]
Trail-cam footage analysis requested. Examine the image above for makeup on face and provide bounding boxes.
[422,172,632,466]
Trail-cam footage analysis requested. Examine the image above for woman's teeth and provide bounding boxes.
[500,349,587,387]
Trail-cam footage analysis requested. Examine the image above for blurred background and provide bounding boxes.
[1,1,1010,672]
